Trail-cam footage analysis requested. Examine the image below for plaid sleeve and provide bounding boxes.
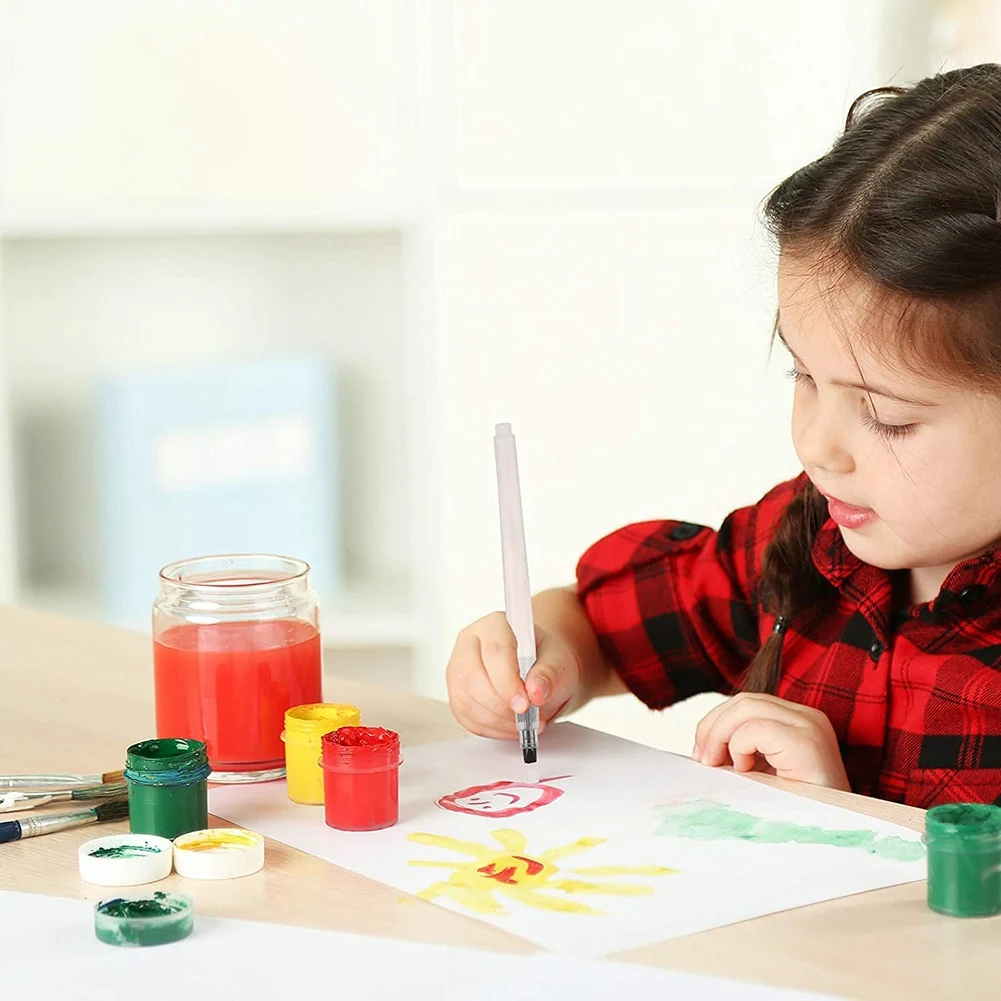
[575,478,802,709]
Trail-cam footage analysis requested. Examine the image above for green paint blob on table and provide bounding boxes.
[653,799,925,862]
[88,844,162,859]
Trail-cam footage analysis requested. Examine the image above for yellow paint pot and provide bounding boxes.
[281,703,360,804]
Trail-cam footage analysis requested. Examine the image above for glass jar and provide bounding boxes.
[152,554,322,783]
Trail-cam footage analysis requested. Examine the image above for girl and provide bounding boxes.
[445,64,1001,810]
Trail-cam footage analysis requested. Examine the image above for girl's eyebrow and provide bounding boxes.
[776,327,939,408]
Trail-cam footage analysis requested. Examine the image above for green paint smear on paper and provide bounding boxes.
[89,844,162,859]
[653,799,925,862]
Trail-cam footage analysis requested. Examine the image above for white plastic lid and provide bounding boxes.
[172,828,265,880]
[78,834,174,886]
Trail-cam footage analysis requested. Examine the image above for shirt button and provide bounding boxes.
[869,641,884,661]
[959,585,986,605]
[670,523,702,542]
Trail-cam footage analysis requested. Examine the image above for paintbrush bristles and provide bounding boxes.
[101,770,125,785]
[94,800,130,823]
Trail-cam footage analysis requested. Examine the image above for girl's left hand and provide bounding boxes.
[692,692,851,791]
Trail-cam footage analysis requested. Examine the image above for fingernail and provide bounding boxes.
[510,696,529,714]
[532,678,550,702]
[692,743,701,760]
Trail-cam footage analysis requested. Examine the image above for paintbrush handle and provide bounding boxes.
[0,774,103,791]
[4,807,101,841]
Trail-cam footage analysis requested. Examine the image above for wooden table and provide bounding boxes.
[1,605,997,999]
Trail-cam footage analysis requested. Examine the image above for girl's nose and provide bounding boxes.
[795,409,855,478]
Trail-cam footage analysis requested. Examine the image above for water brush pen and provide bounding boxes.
[494,422,540,778]
[0,799,129,844]
[0,769,124,791]
[0,782,128,814]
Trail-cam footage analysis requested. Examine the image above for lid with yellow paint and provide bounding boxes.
[172,828,265,880]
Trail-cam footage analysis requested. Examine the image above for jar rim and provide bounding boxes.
[926,802,1001,839]
[125,738,211,785]
[126,737,207,766]
[284,704,360,735]
[321,726,400,749]
[159,554,310,590]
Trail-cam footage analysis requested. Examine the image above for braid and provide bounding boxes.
[740,480,830,694]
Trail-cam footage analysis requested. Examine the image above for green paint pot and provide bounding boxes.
[125,738,211,841]
[925,803,1001,918]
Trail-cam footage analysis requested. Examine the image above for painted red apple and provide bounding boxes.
[437,776,571,818]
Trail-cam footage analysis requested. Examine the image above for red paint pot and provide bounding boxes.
[320,727,402,832]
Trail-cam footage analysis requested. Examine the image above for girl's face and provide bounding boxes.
[778,255,1001,599]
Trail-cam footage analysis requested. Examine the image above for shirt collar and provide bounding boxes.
[811,517,1001,614]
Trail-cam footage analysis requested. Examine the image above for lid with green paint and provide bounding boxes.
[94,891,194,947]
[925,803,1001,846]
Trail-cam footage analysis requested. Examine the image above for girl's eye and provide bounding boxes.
[786,367,814,388]
[860,409,918,441]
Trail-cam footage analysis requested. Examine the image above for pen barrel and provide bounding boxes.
[15,809,96,839]
[494,425,537,666]
[516,705,540,734]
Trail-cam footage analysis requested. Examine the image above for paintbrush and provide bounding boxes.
[0,770,124,791]
[0,799,129,844]
[0,782,128,814]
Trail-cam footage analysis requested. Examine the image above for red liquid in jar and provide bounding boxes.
[154,620,321,772]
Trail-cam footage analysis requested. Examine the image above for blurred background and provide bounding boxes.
[0,0,997,746]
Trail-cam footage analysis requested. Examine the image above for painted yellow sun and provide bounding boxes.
[407,828,676,916]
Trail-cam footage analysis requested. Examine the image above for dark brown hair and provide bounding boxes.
[742,64,1001,693]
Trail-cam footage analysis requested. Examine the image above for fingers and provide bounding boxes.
[445,613,525,739]
[479,626,528,712]
[525,629,582,724]
[726,718,792,772]
[445,614,584,739]
[727,717,846,786]
[694,693,821,767]
[693,697,732,759]
[692,693,849,789]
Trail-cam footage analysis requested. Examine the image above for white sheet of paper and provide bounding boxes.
[210,723,926,958]
[1,889,848,1000]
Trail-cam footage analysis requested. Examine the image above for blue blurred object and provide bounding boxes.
[97,356,340,629]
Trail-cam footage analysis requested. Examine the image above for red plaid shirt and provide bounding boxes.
[576,475,1001,809]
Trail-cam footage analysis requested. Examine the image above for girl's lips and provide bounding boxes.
[824,494,877,530]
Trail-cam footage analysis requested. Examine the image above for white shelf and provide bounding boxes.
[319,578,424,648]
[19,577,423,650]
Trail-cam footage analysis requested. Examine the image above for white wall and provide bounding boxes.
[0,0,408,221]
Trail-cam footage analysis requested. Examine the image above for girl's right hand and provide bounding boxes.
[445,611,583,739]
